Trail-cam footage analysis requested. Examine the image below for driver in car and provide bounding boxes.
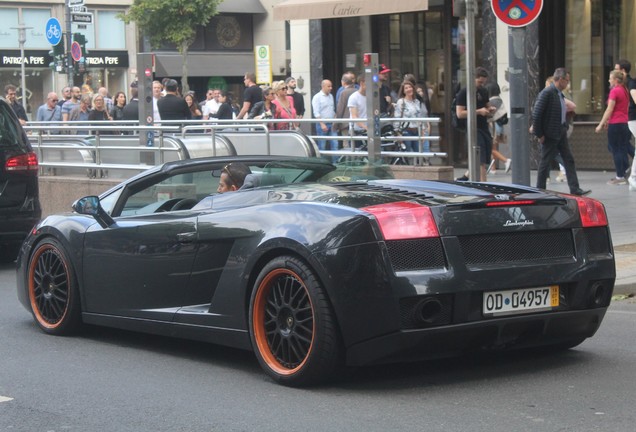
[217,163,252,193]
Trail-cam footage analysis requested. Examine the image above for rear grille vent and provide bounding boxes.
[386,238,446,271]
[458,230,574,265]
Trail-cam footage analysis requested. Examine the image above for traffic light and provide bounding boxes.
[49,40,66,73]
[73,33,88,55]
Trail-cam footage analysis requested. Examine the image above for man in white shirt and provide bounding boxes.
[347,76,367,149]
[152,80,162,123]
[203,89,221,120]
[311,80,337,157]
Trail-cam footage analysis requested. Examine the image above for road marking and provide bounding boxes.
[0,396,14,403]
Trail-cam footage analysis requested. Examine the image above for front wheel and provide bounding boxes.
[27,238,82,335]
[249,256,341,386]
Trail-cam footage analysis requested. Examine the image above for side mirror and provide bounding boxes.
[73,196,100,216]
[72,196,115,228]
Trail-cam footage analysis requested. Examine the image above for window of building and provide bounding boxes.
[96,10,126,50]
[0,8,20,48]
[566,0,636,117]
[23,9,51,49]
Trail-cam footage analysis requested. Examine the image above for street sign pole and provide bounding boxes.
[364,53,380,164]
[11,23,32,111]
[65,3,73,86]
[465,0,479,181]
[509,27,530,186]
[491,0,543,186]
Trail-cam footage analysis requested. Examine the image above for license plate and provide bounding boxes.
[483,285,559,316]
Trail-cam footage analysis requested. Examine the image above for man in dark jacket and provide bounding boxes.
[157,79,191,121]
[122,81,139,121]
[532,67,590,196]
[4,85,28,125]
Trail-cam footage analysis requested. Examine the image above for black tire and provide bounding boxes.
[249,256,341,386]
[27,238,82,335]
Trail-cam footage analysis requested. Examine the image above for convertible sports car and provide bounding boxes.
[16,156,615,386]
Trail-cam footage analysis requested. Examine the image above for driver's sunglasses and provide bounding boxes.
[222,163,237,185]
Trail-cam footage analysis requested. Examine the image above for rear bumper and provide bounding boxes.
[0,213,39,243]
[346,308,607,366]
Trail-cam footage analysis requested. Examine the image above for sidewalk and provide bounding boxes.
[453,167,636,296]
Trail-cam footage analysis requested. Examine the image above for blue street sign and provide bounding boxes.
[45,17,63,46]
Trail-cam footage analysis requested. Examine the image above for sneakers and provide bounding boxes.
[555,172,566,183]
[456,175,469,181]
[607,177,627,185]
[504,159,512,173]
[629,177,636,191]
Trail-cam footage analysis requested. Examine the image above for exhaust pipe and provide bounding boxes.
[415,298,443,325]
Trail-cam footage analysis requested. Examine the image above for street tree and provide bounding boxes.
[120,0,221,94]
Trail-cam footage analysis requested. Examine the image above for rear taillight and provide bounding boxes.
[362,201,439,240]
[574,196,608,227]
[5,152,38,174]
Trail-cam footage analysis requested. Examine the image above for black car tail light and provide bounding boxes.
[361,201,439,240]
[5,152,38,174]
[574,196,608,227]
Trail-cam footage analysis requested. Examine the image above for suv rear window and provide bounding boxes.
[0,101,27,151]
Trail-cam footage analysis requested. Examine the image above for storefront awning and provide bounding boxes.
[154,52,255,78]
[273,0,428,21]
[218,0,266,14]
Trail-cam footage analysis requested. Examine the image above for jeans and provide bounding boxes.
[607,123,632,178]
[315,123,338,161]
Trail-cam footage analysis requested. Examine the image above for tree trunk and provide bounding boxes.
[180,41,189,95]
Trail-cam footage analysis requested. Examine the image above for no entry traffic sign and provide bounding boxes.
[491,0,543,27]
[71,41,82,61]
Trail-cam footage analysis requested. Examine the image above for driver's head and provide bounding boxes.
[217,162,251,193]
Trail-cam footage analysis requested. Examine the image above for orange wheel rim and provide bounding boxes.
[28,244,70,329]
[252,268,315,375]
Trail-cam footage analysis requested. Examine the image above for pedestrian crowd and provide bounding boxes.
[9,59,634,193]
[3,78,244,135]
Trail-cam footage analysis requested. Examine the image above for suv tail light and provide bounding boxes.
[362,201,439,240]
[5,152,38,174]
[574,196,608,227]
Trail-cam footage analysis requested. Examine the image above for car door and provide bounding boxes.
[81,169,218,321]
[81,212,200,321]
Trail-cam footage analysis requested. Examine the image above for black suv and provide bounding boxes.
[0,98,40,262]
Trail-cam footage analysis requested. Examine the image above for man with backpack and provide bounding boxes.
[454,67,496,181]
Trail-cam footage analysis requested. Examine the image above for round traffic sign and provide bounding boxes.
[71,41,82,62]
[45,17,63,46]
[491,0,543,28]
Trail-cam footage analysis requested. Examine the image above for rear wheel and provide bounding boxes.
[27,238,81,335]
[249,256,341,386]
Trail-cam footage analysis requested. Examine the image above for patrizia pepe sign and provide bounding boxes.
[0,50,129,68]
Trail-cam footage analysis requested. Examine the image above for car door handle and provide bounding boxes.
[176,232,197,243]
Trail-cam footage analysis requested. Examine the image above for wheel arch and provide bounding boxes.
[17,218,91,312]
[242,240,345,347]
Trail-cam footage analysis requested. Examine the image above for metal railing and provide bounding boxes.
[24,116,445,178]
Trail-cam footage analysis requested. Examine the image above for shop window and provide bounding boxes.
[565,0,636,117]
[97,10,126,50]
[0,8,19,48]
[23,9,51,49]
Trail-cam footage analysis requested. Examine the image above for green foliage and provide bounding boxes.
[120,0,221,53]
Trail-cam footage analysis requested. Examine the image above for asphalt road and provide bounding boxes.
[1,263,635,432]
